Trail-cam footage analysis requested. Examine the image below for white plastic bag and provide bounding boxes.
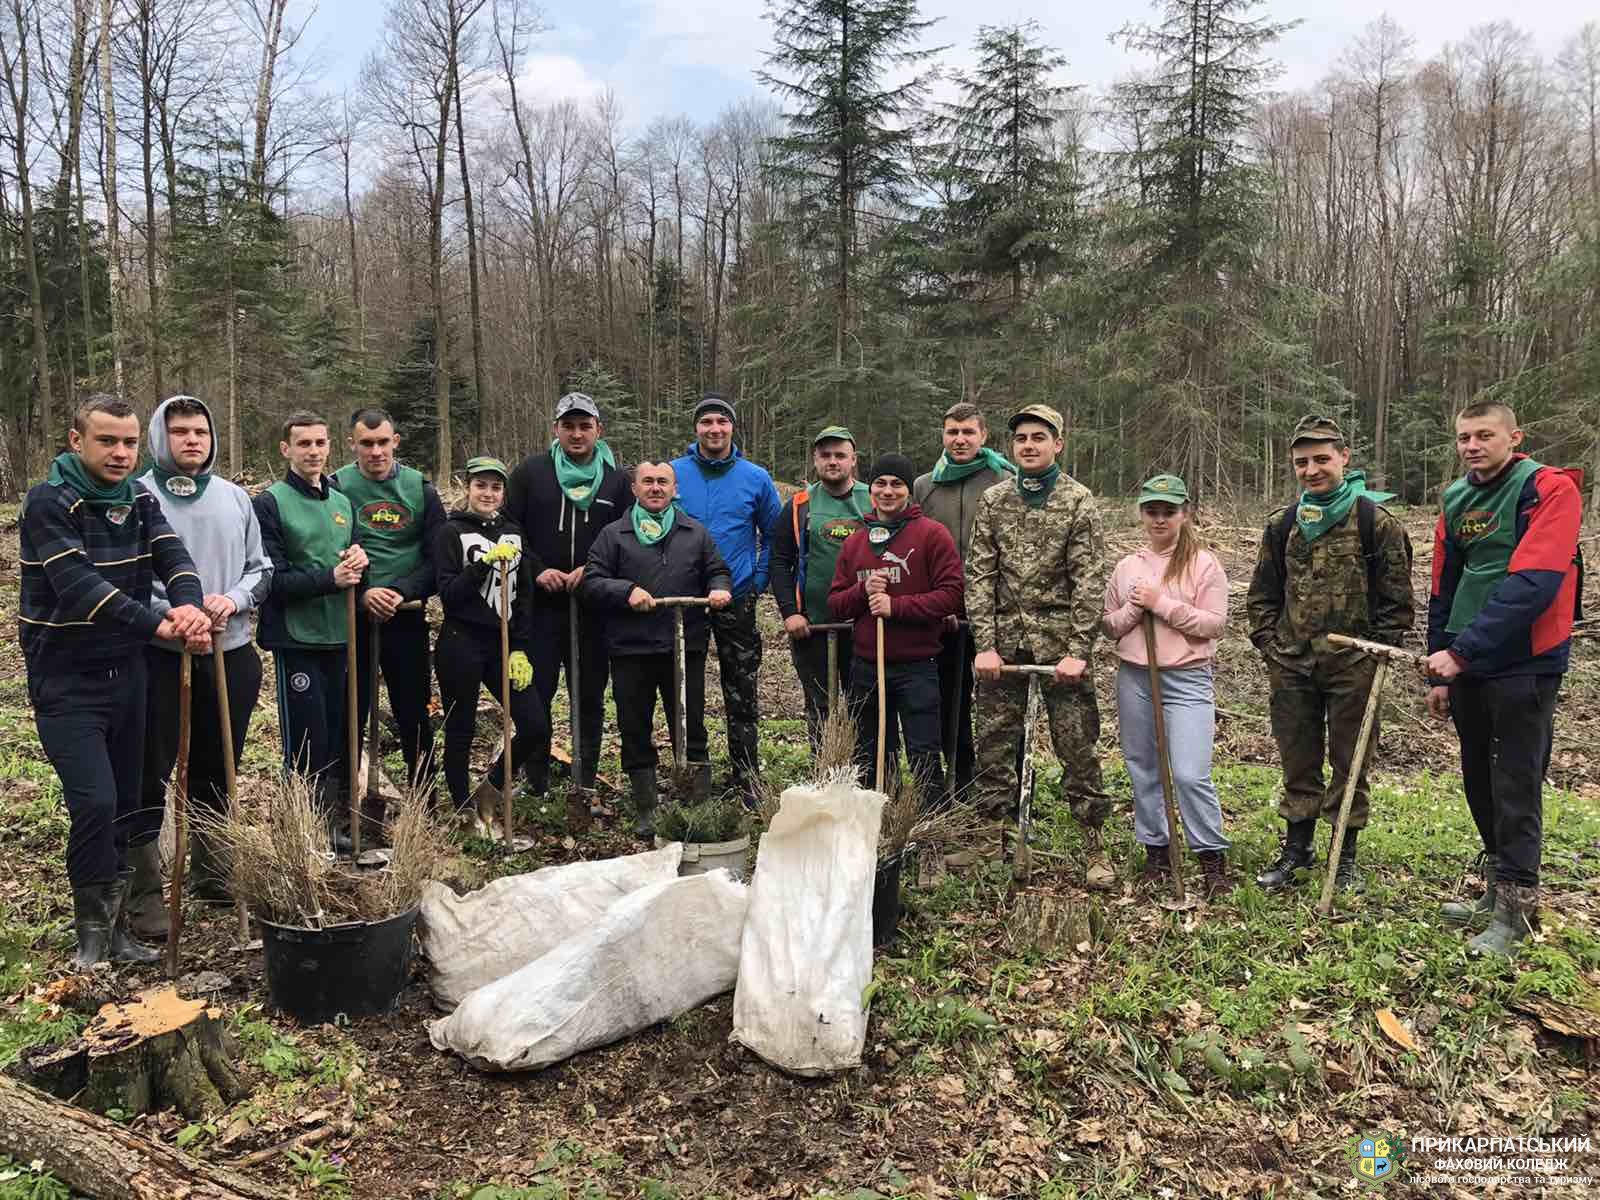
[731,778,883,1076]
[418,845,683,1011]
[429,870,748,1072]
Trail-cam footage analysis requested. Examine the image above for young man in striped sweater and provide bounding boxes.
[20,394,214,967]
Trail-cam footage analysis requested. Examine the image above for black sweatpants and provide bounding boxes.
[611,652,708,773]
[1449,672,1561,887]
[531,603,609,776]
[32,658,147,888]
[936,626,977,794]
[849,656,945,804]
[434,620,550,811]
[274,647,350,804]
[788,627,854,749]
[355,608,435,788]
[135,643,263,846]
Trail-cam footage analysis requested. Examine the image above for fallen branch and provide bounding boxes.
[226,1122,335,1169]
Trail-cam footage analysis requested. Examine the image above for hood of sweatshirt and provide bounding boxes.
[146,394,218,477]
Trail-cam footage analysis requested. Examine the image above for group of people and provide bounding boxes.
[20,384,1582,970]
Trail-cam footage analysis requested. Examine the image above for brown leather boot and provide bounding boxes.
[1198,850,1233,897]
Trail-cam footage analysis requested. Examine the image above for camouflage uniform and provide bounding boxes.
[1246,496,1414,829]
[967,470,1110,826]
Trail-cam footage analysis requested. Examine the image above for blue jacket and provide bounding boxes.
[670,443,783,597]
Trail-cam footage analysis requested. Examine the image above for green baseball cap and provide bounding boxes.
[1137,474,1189,506]
[1007,403,1063,437]
[464,455,509,480]
[1289,414,1346,448]
[812,425,856,447]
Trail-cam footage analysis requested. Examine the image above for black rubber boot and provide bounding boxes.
[109,872,162,966]
[1333,828,1363,894]
[189,830,233,905]
[124,839,170,938]
[1256,819,1316,888]
[630,768,658,839]
[71,885,114,969]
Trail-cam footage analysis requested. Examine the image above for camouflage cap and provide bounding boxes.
[464,455,509,480]
[1007,403,1064,437]
[1137,474,1189,506]
[812,425,856,447]
[1289,414,1346,447]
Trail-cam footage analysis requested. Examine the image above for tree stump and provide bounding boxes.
[1007,889,1108,956]
[17,987,245,1121]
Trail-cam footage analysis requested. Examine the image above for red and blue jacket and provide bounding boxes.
[1428,454,1583,679]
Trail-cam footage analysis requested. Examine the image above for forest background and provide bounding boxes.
[1,0,1597,508]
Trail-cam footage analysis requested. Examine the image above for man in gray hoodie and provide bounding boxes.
[131,396,273,929]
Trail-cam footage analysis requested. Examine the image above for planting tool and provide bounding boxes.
[211,645,250,946]
[1326,632,1426,670]
[997,663,1054,881]
[875,616,888,792]
[808,622,853,724]
[658,597,714,772]
[359,598,419,865]
[565,554,592,832]
[345,586,360,856]
[1143,613,1193,908]
[166,650,192,978]
[1316,642,1392,915]
[498,562,520,848]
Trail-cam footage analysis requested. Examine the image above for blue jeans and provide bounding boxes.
[1116,661,1229,853]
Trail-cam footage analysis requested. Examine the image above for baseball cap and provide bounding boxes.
[812,425,855,447]
[464,455,509,481]
[1007,403,1063,437]
[693,394,736,423]
[1137,474,1189,506]
[1289,414,1345,447]
[554,392,601,421]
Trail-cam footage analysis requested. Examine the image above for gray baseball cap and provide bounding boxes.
[555,392,601,421]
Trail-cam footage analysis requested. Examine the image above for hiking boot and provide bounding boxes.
[1082,826,1116,891]
[1469,883,1539,958]
[71,885,113,970]
[629,768,659,839]
[1333,828,1363,894]
[1139,844,1171,886]
[1198,850,1234,897]
[1441,852,1497,928]
[109,872,162,966]
[1256,819,1316,889]
[189,830,233,905]
[124,839,169,939]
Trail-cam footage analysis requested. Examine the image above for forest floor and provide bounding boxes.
[1,499,1599,1200]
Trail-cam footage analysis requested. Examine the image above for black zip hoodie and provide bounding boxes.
[503,451,632,613]
[433,508,534,652]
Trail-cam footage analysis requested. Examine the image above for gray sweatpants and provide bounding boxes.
[1116,661,1229,853]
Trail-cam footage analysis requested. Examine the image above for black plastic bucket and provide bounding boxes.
[872,844,914,947]
[258,907,419,1024]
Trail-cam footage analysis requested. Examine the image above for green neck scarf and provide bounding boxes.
[148,462,212,503]
[931,447,1016,485]
[551,440,617,511]
[1016,463,1060,508]
[48,452,136,509]
[631,502,677,546]
[1294,470,1391,542]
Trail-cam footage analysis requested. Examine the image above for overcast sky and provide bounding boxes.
[301,0,1592,128]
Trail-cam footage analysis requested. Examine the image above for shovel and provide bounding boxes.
[875,616,888,792]
[807,622,853,726]
[997,664,1054,881]
[1143,613,1194,909]
[564,574,592,833]
[211,645,251,947]
[345,587,361,856]
[359,599,420,866]
[166,650,192,978]
[496,561,532,851]
[658,597,714,772]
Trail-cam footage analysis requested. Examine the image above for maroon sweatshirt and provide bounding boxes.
[828,505,964,663]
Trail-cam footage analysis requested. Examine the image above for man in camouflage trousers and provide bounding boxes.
[1246,415,1414,893]
[968,404,1114,890]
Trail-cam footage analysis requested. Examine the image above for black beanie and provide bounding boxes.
[867,453,916,490]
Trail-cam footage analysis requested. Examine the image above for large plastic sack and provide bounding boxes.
[429,870,748,1072]
[731,777,883,1076]
[419,845,683,1011]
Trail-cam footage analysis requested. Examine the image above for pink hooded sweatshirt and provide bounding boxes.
[1102,546,1228,668]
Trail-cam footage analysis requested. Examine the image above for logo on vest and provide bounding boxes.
[333,512,348,526]
[105,504,132,526]
[361,500,412,530]
[822,519,857,542]
[1456,508,1500,542]
[164,476,197,497]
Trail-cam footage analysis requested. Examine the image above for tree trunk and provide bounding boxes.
[99,0,125,396]
[430,41,456,479]
[136,0,164,404]
[453,66,487,443]
[250,0,286,204]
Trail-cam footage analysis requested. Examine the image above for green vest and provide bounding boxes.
[801,482,869,623]
[334,464,426,589]
[267,478,355,646]
[1442,456,1542,634]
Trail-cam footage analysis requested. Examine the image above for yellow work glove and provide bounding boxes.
[508,651,533,691]
[482,540,518,566]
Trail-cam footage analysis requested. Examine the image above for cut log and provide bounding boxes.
[1007,889,1107,956]
[15,987,245,1121]
[0,1075,286,1200]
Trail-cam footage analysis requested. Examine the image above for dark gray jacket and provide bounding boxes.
[913,465,1010,563]
[581,511,733,656]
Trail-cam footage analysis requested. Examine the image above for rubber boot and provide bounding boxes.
[109,872,162,966]
[1469,882,1538,958]
[630,768,659,839]
[71,885,114,970]
[189,830,233,905]
[123,839,169,938]
[1441,853,1497,928]
[690,762,713,803]
[1333,828,1363,894]
[1082,826,1116,891]
[1198,850,1233,897]
[1256,819,1316,888]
